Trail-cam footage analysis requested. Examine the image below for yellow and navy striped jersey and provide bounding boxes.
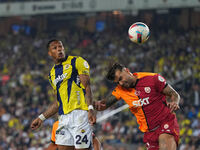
[48,56,90,115]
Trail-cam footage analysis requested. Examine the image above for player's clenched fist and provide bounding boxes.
[31,118,43,130]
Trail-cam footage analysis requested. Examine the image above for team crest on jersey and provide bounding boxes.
[135,90,141,96]
[81,129,85,133]
[144,87,151,93]
[84,61,89,68]
[164,124,169,129]
[158,75,165,82]
[65,64,70,70]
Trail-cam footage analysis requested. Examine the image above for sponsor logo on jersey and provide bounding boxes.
[164,124,169,129]
[84,61,89,68]
[144,87,151,93]
[132,97,149,107]
[135,90,141,96]
[56,130,65,135]
[81,129,85,133]
[65,64,70,69]
[158,75,165,82]
[54,73,67,85]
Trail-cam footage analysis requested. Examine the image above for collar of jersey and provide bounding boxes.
[54,55,68,68]
[133,79,139,88]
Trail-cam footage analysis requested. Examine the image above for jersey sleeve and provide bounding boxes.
[75,57,90,76]
[49,72,56,90]
[154,74,167,93]
[112,87,122,100]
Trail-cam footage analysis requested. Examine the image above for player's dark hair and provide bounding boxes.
[46,39,60,50]
[106,63,125,81]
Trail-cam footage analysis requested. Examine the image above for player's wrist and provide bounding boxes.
[88,105,94,110]
[38,114,46,121]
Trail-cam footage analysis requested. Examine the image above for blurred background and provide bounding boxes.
[0,0,200,150]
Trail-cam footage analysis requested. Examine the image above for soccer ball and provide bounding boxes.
[128,22,150,44]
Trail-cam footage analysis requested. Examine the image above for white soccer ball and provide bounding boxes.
[128,22,150,44]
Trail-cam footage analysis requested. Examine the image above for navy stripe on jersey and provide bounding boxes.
[67,58,78,102]
[55,64,64,115]
[83,89,86,95]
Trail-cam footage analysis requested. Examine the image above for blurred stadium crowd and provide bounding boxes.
[0,13,200,150]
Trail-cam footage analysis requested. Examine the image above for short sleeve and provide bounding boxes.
[112,87,122,100]
[49,73,56,90]
[154,74,167,93]
[75,57,90,76]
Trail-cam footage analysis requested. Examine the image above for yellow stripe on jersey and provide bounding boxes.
[48,56,89,115]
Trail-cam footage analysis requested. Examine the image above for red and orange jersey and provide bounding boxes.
[51,121,59,143]
[112,72,170,132]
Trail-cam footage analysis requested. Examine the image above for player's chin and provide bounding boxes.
[57,56,65,62]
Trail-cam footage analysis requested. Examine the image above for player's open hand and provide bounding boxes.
[88,110,96,125]
[167,101,180,113]
[93,101,107,111]
[30,118,43,130]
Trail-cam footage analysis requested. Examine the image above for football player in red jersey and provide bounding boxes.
[94,63,180,150]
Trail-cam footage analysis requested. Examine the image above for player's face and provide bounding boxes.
[114,68,135,89]
[48,41,65,63]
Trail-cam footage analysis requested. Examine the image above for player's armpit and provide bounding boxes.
[79,74,90,89]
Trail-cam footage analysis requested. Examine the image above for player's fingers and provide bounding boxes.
[89,117,96,125]
[171,104,179,112]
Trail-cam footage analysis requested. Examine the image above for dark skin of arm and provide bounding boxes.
[30,100,59,130]
[79,74,96,125]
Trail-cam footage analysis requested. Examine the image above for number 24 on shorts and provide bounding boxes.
[75,135,88,144]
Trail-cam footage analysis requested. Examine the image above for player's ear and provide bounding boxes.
[48,50,52,57]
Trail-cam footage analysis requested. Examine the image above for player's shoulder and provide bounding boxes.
[68,55,88,63]
[49,65,55,76]
[68,55,85,59]
[134,72,158,79]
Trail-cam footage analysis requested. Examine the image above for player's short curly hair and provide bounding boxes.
[46,39,60,50]
[106,63,125,81]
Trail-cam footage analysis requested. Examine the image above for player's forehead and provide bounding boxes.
[49,41,63,47]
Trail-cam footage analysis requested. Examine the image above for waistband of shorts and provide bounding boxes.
[148,125,160,132]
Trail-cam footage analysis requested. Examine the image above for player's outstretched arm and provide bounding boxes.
[30,100,59,130]
[162,84,180,112]
[94,95,118,111]
[79,74,96,125]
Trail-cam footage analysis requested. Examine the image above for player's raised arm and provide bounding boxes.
[30,100,59,130]
[94,94,118,111]
[162,84,180,112]
[79,74,96,125]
